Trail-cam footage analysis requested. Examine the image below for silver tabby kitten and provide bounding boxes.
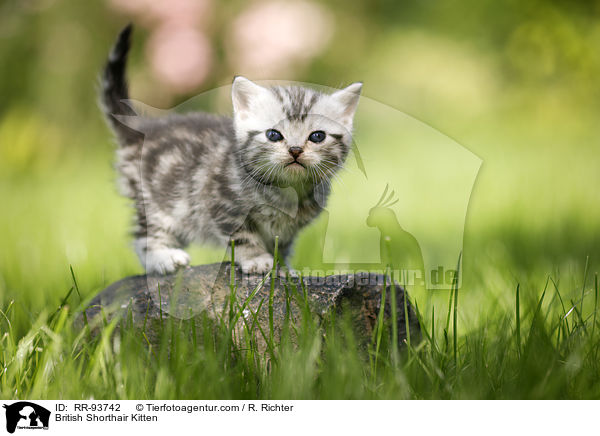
[100,25,362,275]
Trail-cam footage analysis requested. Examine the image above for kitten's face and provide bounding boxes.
[232,77,362,188]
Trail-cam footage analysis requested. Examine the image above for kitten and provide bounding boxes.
[100,25,362,275]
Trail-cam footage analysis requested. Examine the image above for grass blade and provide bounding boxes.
[516,283,521,357]
[269,236,279,343]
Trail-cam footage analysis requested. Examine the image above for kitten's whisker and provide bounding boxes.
[240,163,273,189]
[319,158,356,176]
[319,159,345,170]
[315,163,344,188]
[313,162,332,181]
[318,160,346,183]
[312,164,328,184]
[325,168,345,187]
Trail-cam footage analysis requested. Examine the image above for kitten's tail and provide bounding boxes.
[100,24,141,145]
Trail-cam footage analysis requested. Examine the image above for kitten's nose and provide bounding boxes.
[288,147,303,159]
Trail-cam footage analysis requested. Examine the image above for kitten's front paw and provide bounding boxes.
[145,248,190,275]
[239,254,274,275]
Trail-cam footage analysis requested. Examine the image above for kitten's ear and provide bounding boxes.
[331,82,363,123]
[231,76,268,113]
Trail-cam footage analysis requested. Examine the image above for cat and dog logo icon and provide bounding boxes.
[2,402,50,433]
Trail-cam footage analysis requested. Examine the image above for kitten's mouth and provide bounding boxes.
[284,160,306,169]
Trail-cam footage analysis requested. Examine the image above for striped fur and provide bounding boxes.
[100,26,362,274]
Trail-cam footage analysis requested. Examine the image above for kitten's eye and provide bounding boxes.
[266,129,284,142]
[308,131,326,143]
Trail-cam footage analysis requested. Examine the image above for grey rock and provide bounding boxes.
[84,263,420,349]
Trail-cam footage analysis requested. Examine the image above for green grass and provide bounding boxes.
[1,243,599,399]
[3,0,600,400]
[1,155,600,399]
[1,109,600,399]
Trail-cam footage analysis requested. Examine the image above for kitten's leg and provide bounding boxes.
[135,234,190,275]
[278,243,299,277]
[231,231,273,274]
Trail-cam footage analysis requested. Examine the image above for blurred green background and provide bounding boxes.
[1,0,599,336]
